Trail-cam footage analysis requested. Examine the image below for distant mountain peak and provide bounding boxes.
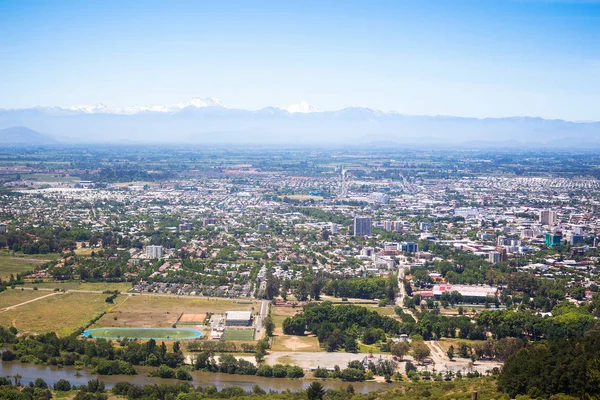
[53,97,227,115]
[0,126,57,145]
[282,101,320,114]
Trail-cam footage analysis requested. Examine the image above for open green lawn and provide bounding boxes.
[84,327,201,340]
[0,250,57,280]
[223,329,255,341]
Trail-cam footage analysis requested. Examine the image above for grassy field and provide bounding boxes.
[0,292,118,336]
[84,327,201,340]
[222,329,255,341]
[0,288,52,308]
[0,250,56,280]
[74,247,94,256]
[93,296,259,329]
[270,306,322,351]
[22,281,132,292]
[24,173,80,182]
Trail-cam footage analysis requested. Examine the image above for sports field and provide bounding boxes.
[222,329,255,341]
[83,327,202,340]
[177,313,207,325]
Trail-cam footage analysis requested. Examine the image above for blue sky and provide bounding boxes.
[1,0,600,120]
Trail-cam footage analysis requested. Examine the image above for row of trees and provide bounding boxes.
[9,333,184,374]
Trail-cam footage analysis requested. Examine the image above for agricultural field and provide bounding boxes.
[0,288,52,309]
[0,250,56,280]
[222,329,255,341]
[93,295,259,329]
[0,292,118,336]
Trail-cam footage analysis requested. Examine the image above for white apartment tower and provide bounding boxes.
[146,245,164,258]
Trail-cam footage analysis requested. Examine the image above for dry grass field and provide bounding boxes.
[22,281,132,292]
[270,306,322,352]
[0,250,55,280]
[0,288,51,309]
[93,296,259,329]
[0,292,116,336]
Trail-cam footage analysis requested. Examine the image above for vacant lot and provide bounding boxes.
[0,289,51,309]
[22,281,132,292]
[93,296,258,329]
[0,250,55,280]
[270,306,322,352]
[0,292,116,336]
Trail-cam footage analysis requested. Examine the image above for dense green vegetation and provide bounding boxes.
[282,303,402,351]
[5,333,184,376]
[498,327,600,398]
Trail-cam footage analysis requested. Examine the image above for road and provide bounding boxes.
[254,300,269,339]
[396,265,417,321]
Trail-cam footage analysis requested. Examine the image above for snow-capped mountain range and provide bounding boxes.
[2,96,600,147]
[30,97,321,115]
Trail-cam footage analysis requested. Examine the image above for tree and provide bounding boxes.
[54,379,71,391]
[307,382,326,400]
[412,342,431,364]
[252,384,266,395]
[447,345,454,360]
[391,342,410,360]
[173,341,181,353]
[264,273,280,300]
[264,315,275,337]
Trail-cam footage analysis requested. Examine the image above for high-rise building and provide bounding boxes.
[178,222,193,232]
[401,241,419,253]
[329,222,339,234]
[540,210,557,226]
[489,251,501,264]
[146,245,163,258]
[571,235,584,245]
[354,216,372,236]
[497,235,508,246]
[545,232,562,248]
[258,223,268,231]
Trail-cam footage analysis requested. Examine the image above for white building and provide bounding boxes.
[146,245,164,258]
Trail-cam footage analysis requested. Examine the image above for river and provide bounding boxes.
[0,362,399,393]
